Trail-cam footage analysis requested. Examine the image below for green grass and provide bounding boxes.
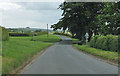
[72,38,79,41]
[54,33,80,44]
[62,36,80,44]
[74,44,118,62]
[71,38,80,44]
[33,34,62,42]
[2,37,53,74]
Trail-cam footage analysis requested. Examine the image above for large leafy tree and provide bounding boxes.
[97,2,120,35]
[51,2,119,41]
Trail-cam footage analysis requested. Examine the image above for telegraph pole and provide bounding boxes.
[47,24,48,37]
[31,31,34,41]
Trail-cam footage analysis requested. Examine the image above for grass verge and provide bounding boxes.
[2,37,53,74]
[33,34,62,42]
[74,44,118,63]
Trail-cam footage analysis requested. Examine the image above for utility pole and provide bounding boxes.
[31,31,34,41]
[47,24,48,37]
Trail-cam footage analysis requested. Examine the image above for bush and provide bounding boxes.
[0,26,9,41]
[107,35,118,51]
[89,35,100,48]
[96,36,106,49]
[90,35,118,52]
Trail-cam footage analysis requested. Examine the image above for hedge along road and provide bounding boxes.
[22,35,118,74]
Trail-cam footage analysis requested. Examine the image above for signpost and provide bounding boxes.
[85,32,89,45]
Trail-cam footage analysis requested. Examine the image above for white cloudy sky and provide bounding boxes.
[0,2,63,29]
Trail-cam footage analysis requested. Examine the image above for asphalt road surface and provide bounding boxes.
[22,35,118,74]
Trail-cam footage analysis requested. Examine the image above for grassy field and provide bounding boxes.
[74,44,118,62]
[2,34,61,74]
[33,34,62,42]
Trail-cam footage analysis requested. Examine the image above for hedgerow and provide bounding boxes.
[0,26,9,41]
[90,35,118,52]
[9,31,48,37]
[9,32,30,36]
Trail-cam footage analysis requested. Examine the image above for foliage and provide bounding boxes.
[97,2,120,35]
[90,35,118,52]
[0,26,9,41]
[2,37,53,74]
[51,2,119,41]
[75,44,118,62]
[89,35,100,48]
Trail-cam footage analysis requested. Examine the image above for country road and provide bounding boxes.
[22,35,118,74]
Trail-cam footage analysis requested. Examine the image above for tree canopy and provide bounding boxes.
[51,2,120,41]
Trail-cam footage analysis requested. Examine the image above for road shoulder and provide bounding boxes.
[73,45,118,66]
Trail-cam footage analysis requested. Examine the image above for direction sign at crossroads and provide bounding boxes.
[85,33,89,45]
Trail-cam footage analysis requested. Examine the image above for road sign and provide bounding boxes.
[85,32,89,39]
[85,33,89,45]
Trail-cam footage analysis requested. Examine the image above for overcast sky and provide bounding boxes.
[0,2,63,29]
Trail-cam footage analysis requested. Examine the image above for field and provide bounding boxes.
[74,44,118,62]
[33,34,62,42]
[2,34,61,74]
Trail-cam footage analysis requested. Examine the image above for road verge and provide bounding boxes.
[74,44,118,66]
[11,45,53,74]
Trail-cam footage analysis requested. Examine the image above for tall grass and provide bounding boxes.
[75,44,118,62]
[2,37,53,74]
[2,34,61,74]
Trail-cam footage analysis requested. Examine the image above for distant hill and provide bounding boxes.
[7,28,54,33]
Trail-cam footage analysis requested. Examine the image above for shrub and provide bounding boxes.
[89,37,94,47]
[89,35,100,48]
[90,35,118,52]
[0,26,9,41]
[108,35,118,52]
[96,36,106,49]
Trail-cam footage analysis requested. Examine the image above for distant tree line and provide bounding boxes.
[51,2,120,41]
